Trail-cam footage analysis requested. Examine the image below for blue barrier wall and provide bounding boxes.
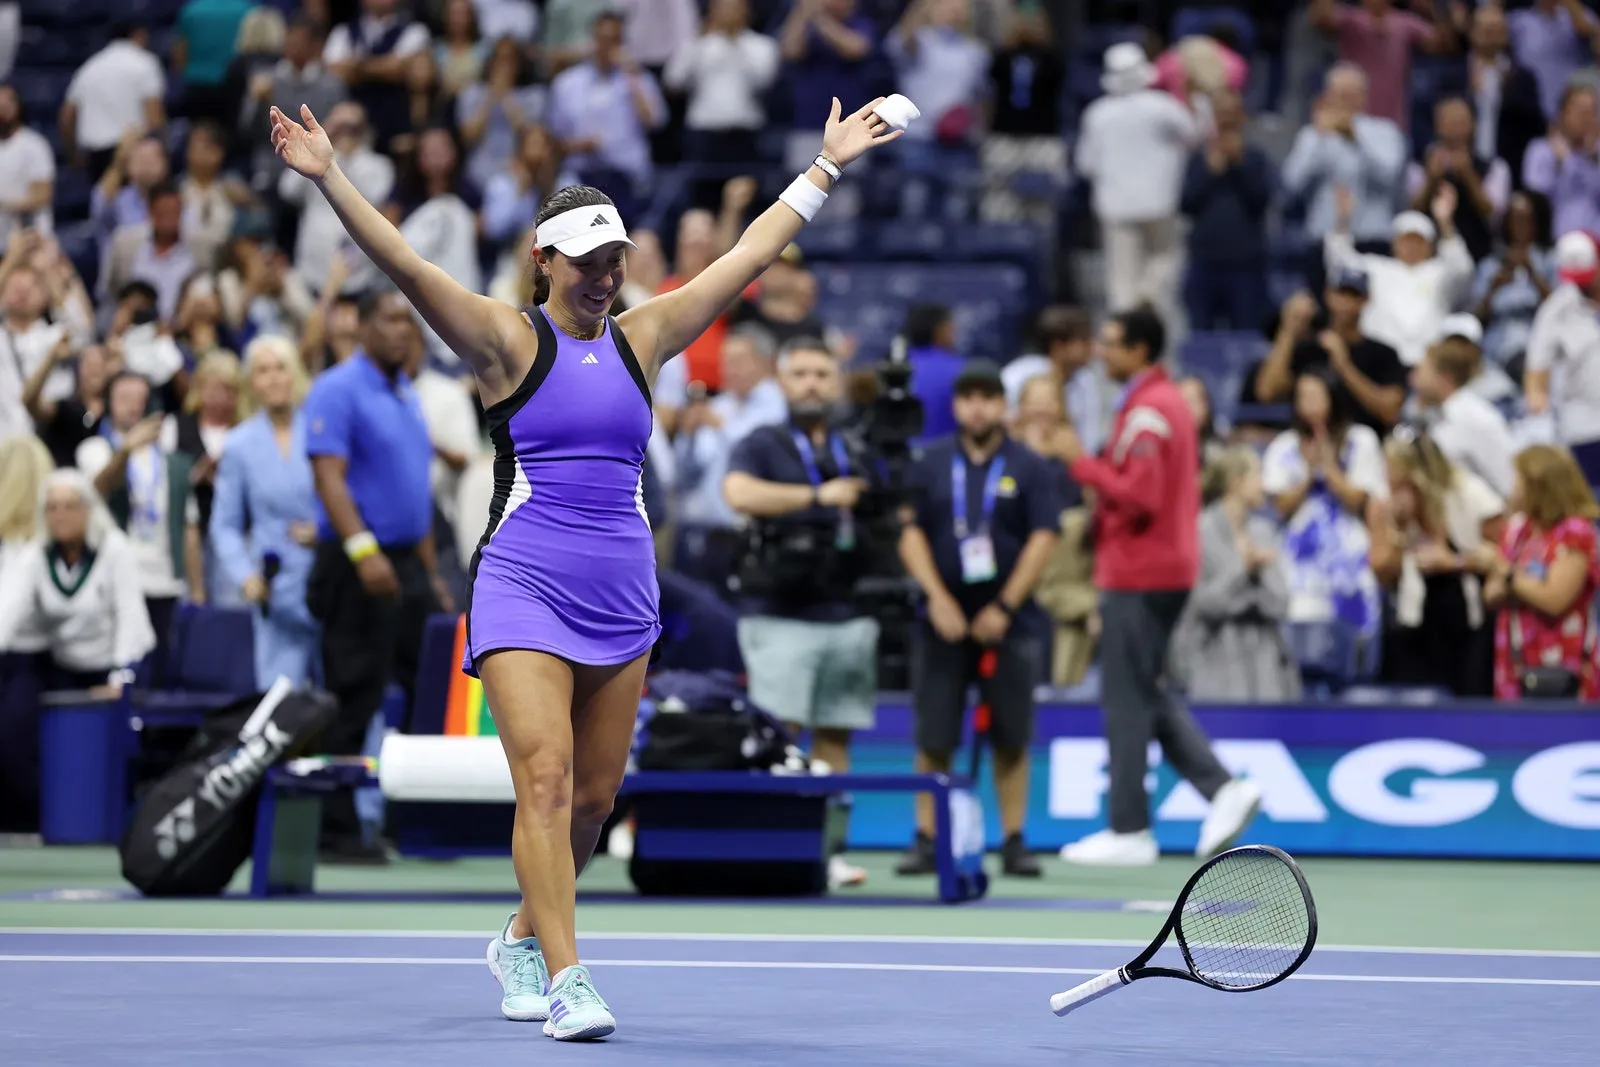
[842,702,1600,860]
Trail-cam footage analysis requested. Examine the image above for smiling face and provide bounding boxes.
[44,483,89,545]
[542,242,628,326]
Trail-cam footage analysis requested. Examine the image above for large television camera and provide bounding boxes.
[734,338,926,687]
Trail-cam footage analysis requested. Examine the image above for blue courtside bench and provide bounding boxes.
[248,761,989,905]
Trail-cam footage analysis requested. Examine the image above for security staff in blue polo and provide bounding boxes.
[896,359,1065,878]
[723,336,879,888]
[302,291,449,863]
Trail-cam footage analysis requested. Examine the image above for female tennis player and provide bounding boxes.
[270,97,902,1039]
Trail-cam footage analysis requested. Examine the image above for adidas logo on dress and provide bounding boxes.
[581,353,600,364]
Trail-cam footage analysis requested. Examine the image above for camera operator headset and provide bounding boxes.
[722,336,879,889]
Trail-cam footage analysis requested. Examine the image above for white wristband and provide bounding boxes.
[779,175,828,223]
[343,530,379,562]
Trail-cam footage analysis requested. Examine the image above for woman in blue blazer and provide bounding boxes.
[210,334,321,688]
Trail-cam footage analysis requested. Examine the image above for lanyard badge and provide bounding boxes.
[792,430,856,550]
[952,452,1006,583]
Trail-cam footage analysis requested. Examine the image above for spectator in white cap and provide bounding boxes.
[1410,330,1517,498]
[1075,41,1198,323]
[1326,182,1474,367]
[1525,230,1600,487]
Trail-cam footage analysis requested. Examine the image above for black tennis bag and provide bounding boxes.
[119,687,337,897]
[635,670,797,772]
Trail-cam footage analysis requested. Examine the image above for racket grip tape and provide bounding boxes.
[1050,967,1129,1017]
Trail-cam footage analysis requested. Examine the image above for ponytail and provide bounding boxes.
[527,256,549,306]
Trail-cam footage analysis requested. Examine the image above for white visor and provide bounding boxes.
[534,204,636,258]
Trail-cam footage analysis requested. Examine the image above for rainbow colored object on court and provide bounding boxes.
[444,615,497,737]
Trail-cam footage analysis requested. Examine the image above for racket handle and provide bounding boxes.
[1050,967,1129,1017]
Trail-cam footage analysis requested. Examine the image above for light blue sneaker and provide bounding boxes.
[485,913,550,1021]
[542,965,616,1041]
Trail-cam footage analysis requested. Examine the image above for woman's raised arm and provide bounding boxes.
[269,105,524,383]
[618,96,905,376]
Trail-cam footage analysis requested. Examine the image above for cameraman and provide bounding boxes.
[722,337,877,889]
[896,361,1063,879]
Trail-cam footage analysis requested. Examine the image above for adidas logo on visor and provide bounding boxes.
[591,214,608,227]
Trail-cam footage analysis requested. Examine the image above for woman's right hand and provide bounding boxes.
[242,575,268,604]
[270,105,336,181]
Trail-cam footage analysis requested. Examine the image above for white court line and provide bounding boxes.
[2,954,1599,989]
[2,927,1599,960]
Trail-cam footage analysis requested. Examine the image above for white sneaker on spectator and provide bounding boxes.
[828,854,867,888]
[1058,829,1158,866]
[1195,779,1262,859]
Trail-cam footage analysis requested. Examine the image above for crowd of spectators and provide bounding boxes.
[1,0,1600,718]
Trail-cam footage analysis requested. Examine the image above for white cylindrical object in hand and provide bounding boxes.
[1049,968,1129,1017]
[873,94,921,132]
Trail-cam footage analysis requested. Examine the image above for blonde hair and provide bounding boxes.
[1425,338,1480,388]
[0,435,54,542]
[184,350,245,420]
[1385,431,1458,532]
[1201,444,1256,504]
[1178,36,1228,95]
[235,7,287,55]
[1515,445,1600,530]
[37,467,117,550]
[240,333,311,417]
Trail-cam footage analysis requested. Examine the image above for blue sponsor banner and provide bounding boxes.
[842,701,1600,859]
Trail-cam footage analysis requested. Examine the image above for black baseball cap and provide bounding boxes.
[953,359,1005,397]
[1329,266,1369,297]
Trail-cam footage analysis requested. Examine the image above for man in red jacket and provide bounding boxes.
[1052,306,1261,866]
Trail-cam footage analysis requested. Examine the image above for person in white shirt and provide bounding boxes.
[1524,230,1600,487]
[75,372,201,672]
[1075,42,1199,322]
[1410,335,1517,498]
[278,101,395,295]
[59,25,167,178]
[664,0,781,168]
[1325,183,1474,367]
[397,126,482,364]
[0,467,156,695]
[0,262,71,444]
[0,86,54,247]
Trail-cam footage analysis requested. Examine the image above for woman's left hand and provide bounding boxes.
[821,96,905,170]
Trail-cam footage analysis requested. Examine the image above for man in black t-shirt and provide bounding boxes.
[896,361,1062,879]
[1248,268,1407,433]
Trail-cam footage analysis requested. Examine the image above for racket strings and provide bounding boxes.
[1174,851,1313,989]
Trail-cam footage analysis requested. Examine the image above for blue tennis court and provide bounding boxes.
[2,929,1595,1065]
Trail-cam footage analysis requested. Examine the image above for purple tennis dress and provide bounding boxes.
[462,306,660,673]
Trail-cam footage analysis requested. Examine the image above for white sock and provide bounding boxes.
[550,965,577,986]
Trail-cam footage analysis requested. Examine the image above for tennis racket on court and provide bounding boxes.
[1049,844,1317,1017]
